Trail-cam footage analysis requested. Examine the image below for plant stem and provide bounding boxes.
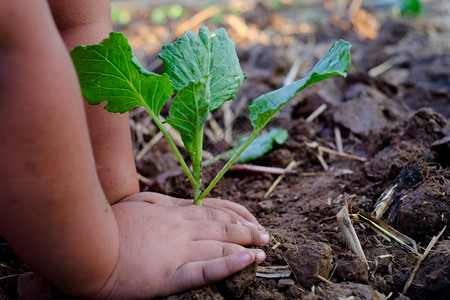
[192,127,204,205]
[192,76,211,205]
[143,104,198,190]
[198,129,261,200]
[202,150,232,167]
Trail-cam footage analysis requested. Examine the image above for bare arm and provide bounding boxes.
[0,2,267,298]
[48,0,139,204]
[0,0,119,296]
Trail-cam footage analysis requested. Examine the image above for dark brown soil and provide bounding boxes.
[1,1,449,299]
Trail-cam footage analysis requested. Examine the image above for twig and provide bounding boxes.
[135,131,163,161]
[350,205,421,259]
[175,5,220,36]
[403,226,447,294]
[307,141,366,162]
[206,114,225,143]
[256,266,291,278]
[271,235,282,250]
[334,126,344,153]
[137,173,151,185]
[0,274,20,281]
[299,172,327,176]
[306,104,327,122]
[264,160,301,198]
[283,56,303,86]
[222,101,234,144]
[368,60,393,77]
[348,0,363,21]
[337,203,368,267]
[272,241,282,250]
[229,164,297,175]
[314,274,334,284]
[372,184,398,218]
[316,149,329,170]
[318,145,367,162]
[328,262,338,281]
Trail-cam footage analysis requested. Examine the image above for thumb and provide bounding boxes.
[170,250,256,293]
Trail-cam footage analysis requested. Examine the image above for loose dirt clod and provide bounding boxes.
[406,240,450,300]
[218,261,257,298]
[302,282,387,300]
[283,240,333,289]
[334,252,369,284]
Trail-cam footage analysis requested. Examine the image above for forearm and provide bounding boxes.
[49,0,140,204]
[0,1,119,297]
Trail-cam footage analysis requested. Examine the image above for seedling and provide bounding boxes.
[70,26,351,205]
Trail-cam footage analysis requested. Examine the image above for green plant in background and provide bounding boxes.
[202,128,289,167]
[232,128,289,164]
[376,0,421,16]
[269,0,285,11]
[398,0,421,16]
[111,4,132,25]
[150,4,186,24]
[70,27,351,205]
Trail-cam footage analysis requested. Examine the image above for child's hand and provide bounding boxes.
[99,195,268,299]
[120,192,265,232]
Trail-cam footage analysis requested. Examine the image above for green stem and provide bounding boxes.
[143,105,198,190]
[192,127,204,205]
[201,149,232,167]
[198,129,261,200]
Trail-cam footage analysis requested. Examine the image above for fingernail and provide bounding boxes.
[256,251,266,262]
[239,252,253,264]
[261,233,270,244]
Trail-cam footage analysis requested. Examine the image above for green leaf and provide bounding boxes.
[399,0,421,15]
[249,39,351,130]
[233,129,289,163]
[70,32,174,114]
[167,76,211,156]
[158,26,246,111]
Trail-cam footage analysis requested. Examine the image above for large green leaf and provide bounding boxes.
[70,32,173,114]
[249,40,351,130]
[167,76,211,156]
[158,26,245,111]
[233,129,289,163]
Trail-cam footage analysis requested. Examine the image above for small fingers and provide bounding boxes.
[189,241,266,264]
[193,222,270,246]
[181,205,239,226]
[171,250,257,292]
[203,198,264,230]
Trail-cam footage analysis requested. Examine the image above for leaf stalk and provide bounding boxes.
[198,129,261,201]
[143,104,198,190]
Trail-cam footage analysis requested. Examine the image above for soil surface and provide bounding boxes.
[1,1,449,299]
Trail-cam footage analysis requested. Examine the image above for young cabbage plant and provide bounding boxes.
[70,26,351,205]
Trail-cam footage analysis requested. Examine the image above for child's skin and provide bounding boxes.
[0,0,268,298]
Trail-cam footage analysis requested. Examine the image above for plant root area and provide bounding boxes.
[1,1,449,299]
